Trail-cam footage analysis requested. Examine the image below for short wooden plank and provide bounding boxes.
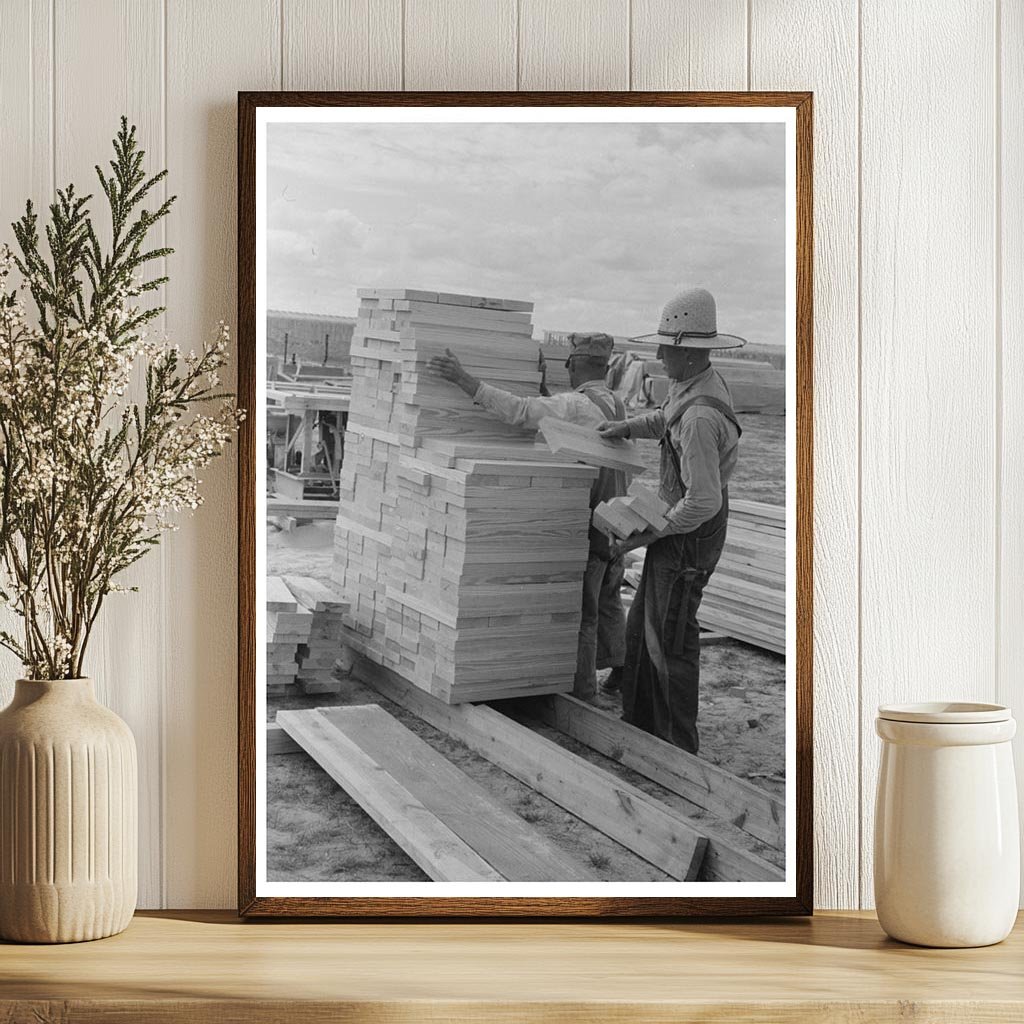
[318,705,596,881]
[283,576,348,613]
[266,577,299,612]
[538,417,646,475]
[266,498,339,520]
[533,695,785,852]
[354,656,711,881]
[276,709,503,882]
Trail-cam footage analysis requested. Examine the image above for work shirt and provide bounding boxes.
[623,365,740,534]
[472,378,613,430]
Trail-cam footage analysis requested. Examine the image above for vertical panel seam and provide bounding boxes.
[400,0,406,90]
[159,0,169,911]
[994,0,1003,707]
[515,0,521,90]
[745,0,752,90]
[627,0,632,91]
[49,0,55,197]
[855,0,864,910]
[279,0,284,90]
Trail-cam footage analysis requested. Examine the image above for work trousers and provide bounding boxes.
[621,504,728,752]
[574,551,626,699]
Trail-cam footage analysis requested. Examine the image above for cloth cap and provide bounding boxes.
[567,332,615,361]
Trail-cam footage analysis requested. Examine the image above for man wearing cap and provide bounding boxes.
[597,288,743,753]
[429,333,628,700]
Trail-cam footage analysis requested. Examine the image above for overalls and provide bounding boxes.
[621,396,741,751]
[574,386,628,698]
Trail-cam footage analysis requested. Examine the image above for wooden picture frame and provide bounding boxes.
[238,91,813,917]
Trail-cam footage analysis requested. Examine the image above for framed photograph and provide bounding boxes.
[238,91,812,917]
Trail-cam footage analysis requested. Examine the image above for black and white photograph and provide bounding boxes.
[246,98,807,912]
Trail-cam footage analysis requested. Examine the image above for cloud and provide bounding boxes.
[266,120,787,346]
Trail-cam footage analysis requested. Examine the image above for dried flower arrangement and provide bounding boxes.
[0,119,241,679]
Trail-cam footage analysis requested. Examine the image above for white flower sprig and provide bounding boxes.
[0,119,242,679]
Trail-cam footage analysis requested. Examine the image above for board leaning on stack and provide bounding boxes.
[697,500,785,654]
[334,288,599,704]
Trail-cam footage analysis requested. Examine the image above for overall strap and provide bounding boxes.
[658,395,741,508]
[583,386,626,422]
[663,395,743,437]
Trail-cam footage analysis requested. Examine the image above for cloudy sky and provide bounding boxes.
[267,120,786,346]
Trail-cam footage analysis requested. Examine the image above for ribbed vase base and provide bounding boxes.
[0,880,135,943]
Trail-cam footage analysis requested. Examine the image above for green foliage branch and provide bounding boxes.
[0,118,241,679]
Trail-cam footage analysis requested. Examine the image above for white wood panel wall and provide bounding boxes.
[0,0,1018,910]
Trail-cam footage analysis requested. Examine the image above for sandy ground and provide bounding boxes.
[266,411,786,882]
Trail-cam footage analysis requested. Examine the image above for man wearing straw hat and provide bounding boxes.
[429,332,628,700]
[597,288,743,752]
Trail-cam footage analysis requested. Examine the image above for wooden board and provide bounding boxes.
[266,577,298,612]
[276,708,504,882]
[354,656,717,881]
[266,498,339,520]
[530,694,785,852]
[538,417,646,475]
[318,704,596,881]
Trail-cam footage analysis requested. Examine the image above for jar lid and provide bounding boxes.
[877,701,1011,724]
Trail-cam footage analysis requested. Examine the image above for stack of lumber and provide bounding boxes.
[334,288,599,703]
[287,576,349,695]
[266,576,310,694]
[698,499,786,654]
[266,575,349,695]
[593,482,670,539]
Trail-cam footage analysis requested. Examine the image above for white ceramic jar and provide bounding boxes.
[874,702,1019,947]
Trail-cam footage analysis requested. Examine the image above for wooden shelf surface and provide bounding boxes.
[2,910,1023,1022]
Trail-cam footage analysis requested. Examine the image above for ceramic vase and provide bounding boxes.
[0,678,137,943]
[874,702,1019,948]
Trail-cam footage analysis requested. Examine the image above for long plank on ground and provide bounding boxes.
[318,704,595,881]
[537,417,647,475]
[276,708,503,882]
[530,694,785,852]
[353,656,709,881]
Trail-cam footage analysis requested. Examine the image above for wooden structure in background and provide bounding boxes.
[266,380,350,505]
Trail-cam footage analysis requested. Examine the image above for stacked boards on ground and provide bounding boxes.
[266,575,349,695]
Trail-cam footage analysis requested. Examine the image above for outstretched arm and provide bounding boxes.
[429,349,481,397]
[429,348,584,429]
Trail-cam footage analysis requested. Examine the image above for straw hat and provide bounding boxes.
[631,288,746,350]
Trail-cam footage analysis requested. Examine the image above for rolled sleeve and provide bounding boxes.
[664,416,724,533]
